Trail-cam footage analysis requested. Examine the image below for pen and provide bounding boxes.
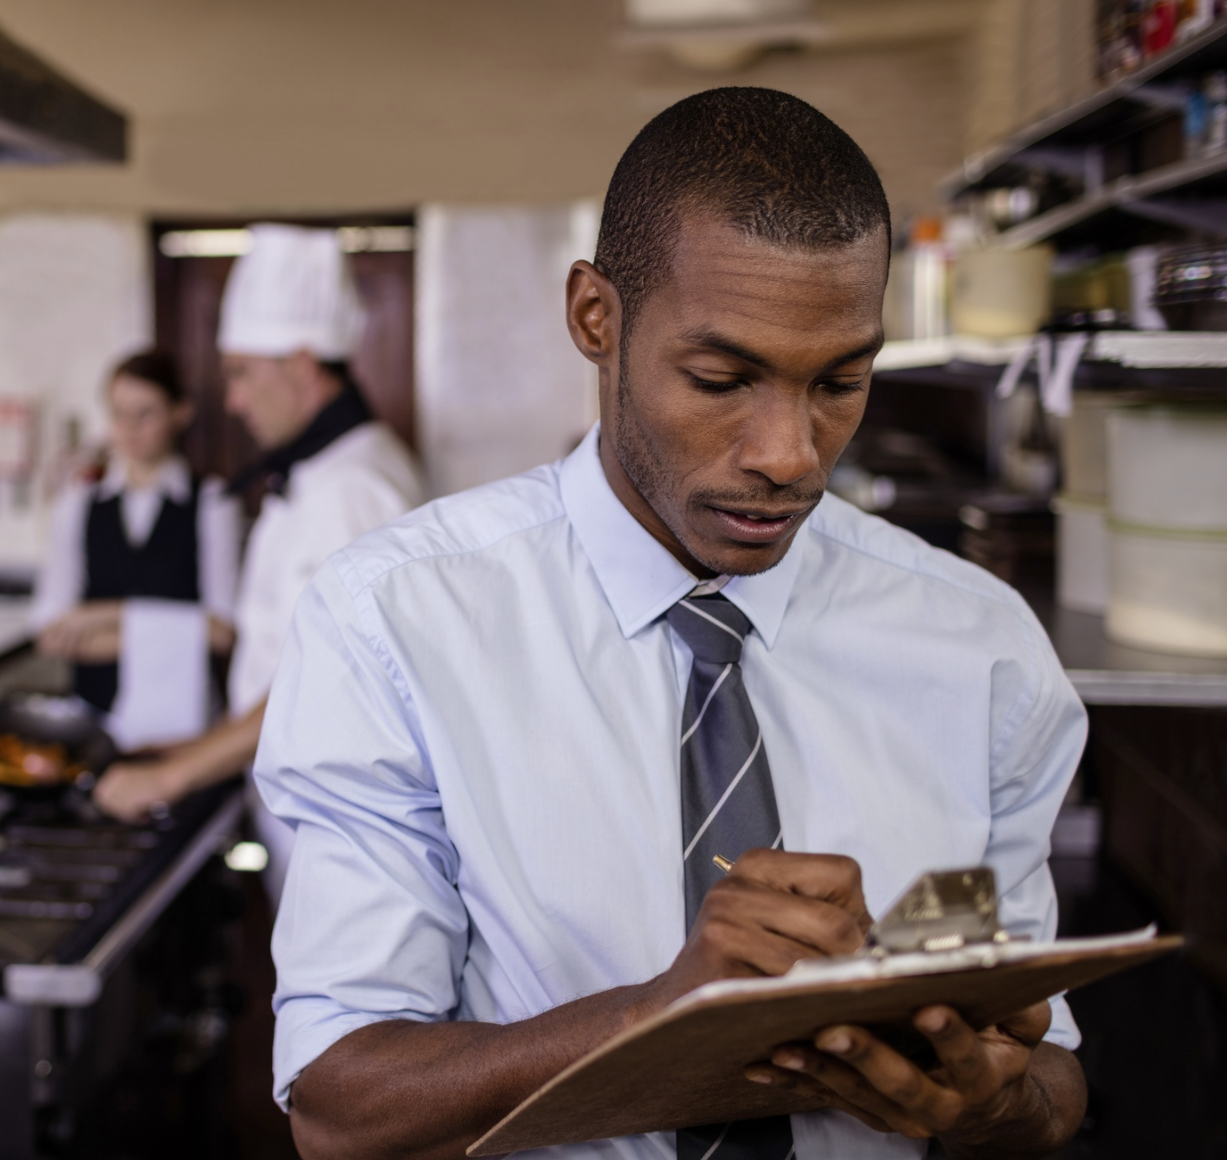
[712,854,734,874]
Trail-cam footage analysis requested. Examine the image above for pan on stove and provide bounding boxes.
[0,692,117,799]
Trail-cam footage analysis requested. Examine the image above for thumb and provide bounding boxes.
[996,1001,1052,1048]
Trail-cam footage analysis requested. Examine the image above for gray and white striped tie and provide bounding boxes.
[667,593,794,1160]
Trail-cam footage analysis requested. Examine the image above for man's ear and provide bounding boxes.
[565,261,619,367]
[285,349,319,387]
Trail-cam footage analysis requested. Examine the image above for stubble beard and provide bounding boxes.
[610,366,818,578]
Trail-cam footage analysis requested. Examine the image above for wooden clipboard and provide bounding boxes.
[468,928,1180,1156]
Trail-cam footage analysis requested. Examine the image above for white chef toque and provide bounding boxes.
[218,224,365,359]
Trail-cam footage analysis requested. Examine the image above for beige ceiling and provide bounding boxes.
[0,0,1090,220]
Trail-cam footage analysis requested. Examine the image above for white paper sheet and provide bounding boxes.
[675,925,1160,1009]
[108,599,209,751]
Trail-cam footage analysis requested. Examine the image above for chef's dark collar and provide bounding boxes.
[227,375,373,497]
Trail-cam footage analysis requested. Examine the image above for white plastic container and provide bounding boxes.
[1054,495,1109,614]
[1105,524,1227,656]
[1061,392,1143,502]
[1106,405,1227,531]
[950,246,1052,338]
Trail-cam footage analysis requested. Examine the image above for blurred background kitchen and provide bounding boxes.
[0,1,1225,1157]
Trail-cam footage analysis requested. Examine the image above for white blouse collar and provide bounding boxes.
[96,455,192,503]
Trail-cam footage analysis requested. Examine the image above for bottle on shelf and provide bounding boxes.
[1207,70,1227,152]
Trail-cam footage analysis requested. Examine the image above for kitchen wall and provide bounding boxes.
[0,0,1098,563]
[0,0,1093,226]
[0,213,151,570]
[416,202,599,495]
[965,0,1098,156]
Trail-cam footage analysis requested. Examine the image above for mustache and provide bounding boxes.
[690,484,825,511]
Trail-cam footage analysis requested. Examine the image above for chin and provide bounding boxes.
[688,539,792,578]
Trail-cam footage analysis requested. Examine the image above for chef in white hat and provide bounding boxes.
[94,224,424,898]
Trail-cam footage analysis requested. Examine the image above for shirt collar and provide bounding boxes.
[97,456,192,503]
[560,424,805,648]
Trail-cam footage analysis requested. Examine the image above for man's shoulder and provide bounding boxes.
[306,421,411,477]
[805,493,1034,621]
[328,462,568,595]
[294,422,422,502]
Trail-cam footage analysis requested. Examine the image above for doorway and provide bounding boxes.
[151,216,416,488]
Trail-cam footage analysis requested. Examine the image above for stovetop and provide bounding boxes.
[0,784,235,970]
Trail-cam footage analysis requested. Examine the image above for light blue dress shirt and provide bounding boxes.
[256,424,1086,1160]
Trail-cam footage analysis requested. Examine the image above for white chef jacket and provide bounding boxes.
[257,424,1085,1159]
[231,420,423,896]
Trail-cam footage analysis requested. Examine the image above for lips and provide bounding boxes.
[707,505,810,545]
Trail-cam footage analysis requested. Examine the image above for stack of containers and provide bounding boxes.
[1054,393,1123,614]
[1105,404,1227,656]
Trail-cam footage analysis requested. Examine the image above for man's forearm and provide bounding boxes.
[289,855,877,1160]
[940,1043,1087,1160]
[163,699,267,797]
[290,983,662,1160]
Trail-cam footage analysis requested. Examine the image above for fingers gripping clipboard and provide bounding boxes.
[468,869,1180,1156]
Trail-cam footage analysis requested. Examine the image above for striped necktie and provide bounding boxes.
[667,593,795,1160]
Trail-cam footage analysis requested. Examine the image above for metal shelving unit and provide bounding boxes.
[875,331,1227,373]
[996,149,1227,249]
[1032,598,1227,708]
[940,16,1227,250]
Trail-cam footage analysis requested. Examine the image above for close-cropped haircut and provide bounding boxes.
[594,87,891,336]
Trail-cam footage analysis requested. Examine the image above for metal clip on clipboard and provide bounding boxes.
[862,866,1020,958]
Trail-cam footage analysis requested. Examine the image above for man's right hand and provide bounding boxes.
[290,849,874,1160]
[646,849,873,1009]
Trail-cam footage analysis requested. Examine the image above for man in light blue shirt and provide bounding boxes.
[256,88,1088,1160]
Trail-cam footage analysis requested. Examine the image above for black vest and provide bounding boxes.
[74,480,202,713]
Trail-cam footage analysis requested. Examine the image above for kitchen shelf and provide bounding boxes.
[876,336,1028,372]
[943,15,1227,198]
[940,17,1227,250]
[876,331,1227,372]
[1090,329,1227,366]
[1031,599,1227,708]
[996,148,1227,249]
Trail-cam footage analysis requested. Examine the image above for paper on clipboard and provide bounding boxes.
[468,925,1180,1156]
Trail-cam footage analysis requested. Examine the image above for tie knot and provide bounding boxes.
[666,594,750,664]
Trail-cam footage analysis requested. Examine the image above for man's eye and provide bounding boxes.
[688,374,744,393]
[819,379,866,396]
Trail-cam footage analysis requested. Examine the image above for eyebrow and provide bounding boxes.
[679,327,886,373]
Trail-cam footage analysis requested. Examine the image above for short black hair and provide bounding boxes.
[594,87,890,335]
[111,349,184,403]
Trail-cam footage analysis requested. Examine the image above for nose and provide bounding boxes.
[737,389,822,487]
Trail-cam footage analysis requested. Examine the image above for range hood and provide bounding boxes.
[0,25,125,164]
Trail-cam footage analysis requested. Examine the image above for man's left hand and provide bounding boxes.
[747,1001,1085,1156]
[93,758,186,823]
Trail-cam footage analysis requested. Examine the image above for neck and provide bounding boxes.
[124,455,172,490]
[307,368,345,418]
